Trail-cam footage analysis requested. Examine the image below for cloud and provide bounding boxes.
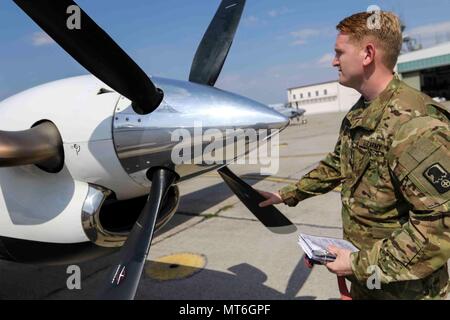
[242,15,262,27]
[290,27,334,46]
[291,39,307,46]
[294,53,334,70]
[317,53,334,67]
[408,21,450,38]
[245,15,259,23]
[406,21,450,47]
[291,28,321,38]
[31,32,55,46]
[268,10,278,18]
[268,7,292,18]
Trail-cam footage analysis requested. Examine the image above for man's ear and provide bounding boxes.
[363,43,376,67]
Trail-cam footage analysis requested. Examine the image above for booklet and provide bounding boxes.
[298,233,359,264]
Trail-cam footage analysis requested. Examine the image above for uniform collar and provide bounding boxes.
[346,74,401,131]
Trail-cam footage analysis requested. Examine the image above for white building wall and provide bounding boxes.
[338,84,361,112]
[288,81,360,115]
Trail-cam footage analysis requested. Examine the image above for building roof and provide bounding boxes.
[398,42,450,73]
[287,79,337,91]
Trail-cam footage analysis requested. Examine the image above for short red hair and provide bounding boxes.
[336,11,403,69]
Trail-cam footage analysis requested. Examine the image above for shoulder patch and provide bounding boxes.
[423,163,450,194]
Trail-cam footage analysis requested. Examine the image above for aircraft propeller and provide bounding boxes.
[189,0,295,233]
[189,0,246,86]
[12,0,293,300]
[98,168,178,300]
[218,166,297,234]
[13,0,163,115]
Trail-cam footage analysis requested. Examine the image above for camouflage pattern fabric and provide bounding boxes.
[279,75,450,299]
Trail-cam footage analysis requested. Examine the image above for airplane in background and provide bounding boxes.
[269,104,307,124]
[0,0,297,299]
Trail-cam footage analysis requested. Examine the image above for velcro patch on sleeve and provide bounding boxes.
[423,163,450,194]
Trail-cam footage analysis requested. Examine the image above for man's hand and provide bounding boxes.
[325,245,353,277]
[258,190,283,207]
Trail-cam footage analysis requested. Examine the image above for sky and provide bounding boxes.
[1,0,450,105]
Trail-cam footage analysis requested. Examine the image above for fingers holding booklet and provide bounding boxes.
[298,233,359,265]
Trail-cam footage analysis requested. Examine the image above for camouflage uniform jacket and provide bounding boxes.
[280,76,450,299]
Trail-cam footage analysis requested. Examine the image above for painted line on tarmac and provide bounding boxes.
[145,252,207,281]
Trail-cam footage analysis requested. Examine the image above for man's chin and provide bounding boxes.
[338,78,347,86]
[338,77,352,88]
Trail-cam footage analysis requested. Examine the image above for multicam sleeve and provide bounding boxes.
[351,115,450,283]
[278,136,344,207]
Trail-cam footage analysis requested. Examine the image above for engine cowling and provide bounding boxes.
[82,184,180,248]
[0,183,180,264]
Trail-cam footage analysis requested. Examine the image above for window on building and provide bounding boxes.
[324,89,327,95]
[300,93,303,99]
[293,94,296,100]
[316,91,319,97]
[308,92,311,98]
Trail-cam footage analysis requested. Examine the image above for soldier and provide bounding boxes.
[259,11,450,299]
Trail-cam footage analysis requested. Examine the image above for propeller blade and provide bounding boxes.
[13,0,163,114]
[218,166,297,234]
[189,0,246,86]
[99,168,178,300]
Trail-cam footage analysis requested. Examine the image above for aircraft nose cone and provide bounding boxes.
[203,101,290,131]
[184,88,290,131]
[200,100,290,131]
[213,89,290,131]
[250,105,290,131]
[112,78,292,182]
[149,77,290,131]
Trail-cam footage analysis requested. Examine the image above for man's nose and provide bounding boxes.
[332,57,339,67]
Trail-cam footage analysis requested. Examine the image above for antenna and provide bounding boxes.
[401,20,422,52]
